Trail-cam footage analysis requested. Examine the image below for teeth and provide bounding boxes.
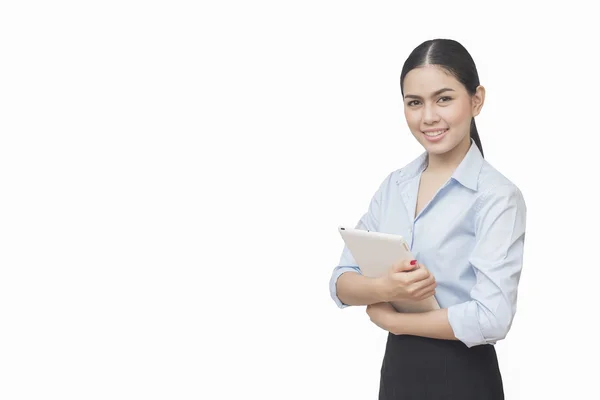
[424,129,447,137]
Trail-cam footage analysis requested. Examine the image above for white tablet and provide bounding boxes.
[338,226,440,313]
[338,226,414,278]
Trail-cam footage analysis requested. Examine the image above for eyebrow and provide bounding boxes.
[404,88,455,100]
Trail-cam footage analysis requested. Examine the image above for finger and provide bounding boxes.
[416,289,436,301]
[391,259,418,273]
[405,275,435,296]
[414,273,436,291]
[414,274,437,293]
[414,282,437,300]
[404,267,431,284]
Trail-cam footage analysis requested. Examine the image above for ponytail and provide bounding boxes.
[470,119,484,158]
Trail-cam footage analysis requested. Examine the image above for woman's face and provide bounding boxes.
[402,65,483,156]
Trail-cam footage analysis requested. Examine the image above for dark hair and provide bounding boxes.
[400,39,484,158]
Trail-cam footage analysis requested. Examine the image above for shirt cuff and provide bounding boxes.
[447,301,486,348]
[329,266,361,308]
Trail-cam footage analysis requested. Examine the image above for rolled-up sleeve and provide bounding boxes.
[329,175,389,308]
[329,265,362,308]
[447,184,527,347]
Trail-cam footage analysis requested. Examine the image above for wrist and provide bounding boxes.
[389,312,407,335]
[372,277,389,303]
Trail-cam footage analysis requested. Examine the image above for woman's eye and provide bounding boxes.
[438,96,452,103]
[407,100,420,106]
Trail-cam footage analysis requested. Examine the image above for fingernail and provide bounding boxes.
[410,260,417,265]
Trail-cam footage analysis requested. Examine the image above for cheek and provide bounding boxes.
[404,109,420,129]
[444,102,472,125]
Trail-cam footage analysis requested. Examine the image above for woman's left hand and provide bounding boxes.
[366,302,401,334]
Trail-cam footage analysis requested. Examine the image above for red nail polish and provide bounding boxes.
[410,260,417,265]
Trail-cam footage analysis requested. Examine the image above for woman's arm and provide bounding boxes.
[366,303,458,340]
[336,261,436,307]
[446,184,527,347]
[336,271,385,306]
[370,184,526,346]
[391,309,457,340]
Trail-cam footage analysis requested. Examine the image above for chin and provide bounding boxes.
[418,139,454,155]
[424,143,454,155]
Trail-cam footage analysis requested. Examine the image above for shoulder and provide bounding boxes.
[476,160,526,212]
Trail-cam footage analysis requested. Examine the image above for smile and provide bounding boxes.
[422,129,448,137]
[421,128,449,142]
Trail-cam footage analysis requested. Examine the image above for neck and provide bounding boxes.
[425,137,471,174]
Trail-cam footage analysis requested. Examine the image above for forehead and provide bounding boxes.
[403,65,463,95]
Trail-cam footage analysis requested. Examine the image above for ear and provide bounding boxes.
[471,85,485,117]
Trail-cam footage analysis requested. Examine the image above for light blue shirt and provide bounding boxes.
[329,140,527,348]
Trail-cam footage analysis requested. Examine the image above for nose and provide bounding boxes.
[422,104,440,125]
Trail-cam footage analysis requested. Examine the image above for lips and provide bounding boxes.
[422,128,448,142]
[422,129,448,137]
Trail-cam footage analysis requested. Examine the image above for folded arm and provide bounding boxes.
[331,268,386,307]
[361,184,527,348]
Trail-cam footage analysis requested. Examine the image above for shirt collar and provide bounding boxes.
[451,139,483,191]
[398,139,483,191]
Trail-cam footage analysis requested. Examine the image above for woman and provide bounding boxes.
[329,39,526,399]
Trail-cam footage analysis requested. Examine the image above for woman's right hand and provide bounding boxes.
[376,259,437,303]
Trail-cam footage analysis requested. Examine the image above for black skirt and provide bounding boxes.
[379,333,504,400]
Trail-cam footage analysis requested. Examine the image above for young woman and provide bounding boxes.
[329,39,526,399]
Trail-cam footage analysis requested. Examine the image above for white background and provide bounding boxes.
[1,1,598,399]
